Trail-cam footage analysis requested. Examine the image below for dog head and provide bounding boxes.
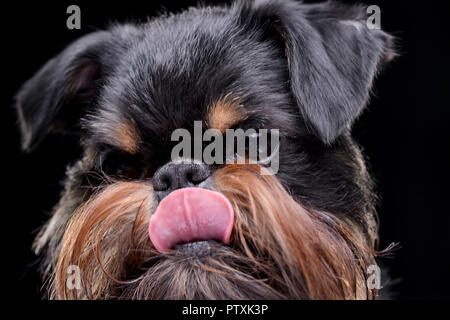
[16,0,395,299]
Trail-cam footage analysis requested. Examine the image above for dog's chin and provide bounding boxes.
[174,240,220,255]
[123,240,282,300]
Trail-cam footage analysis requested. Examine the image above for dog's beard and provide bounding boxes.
[50,164,377,300]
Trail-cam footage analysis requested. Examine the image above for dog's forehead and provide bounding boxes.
[87,7,296,150]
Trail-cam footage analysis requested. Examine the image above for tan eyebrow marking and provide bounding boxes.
[112,120,140,154]
[207,94,246,133]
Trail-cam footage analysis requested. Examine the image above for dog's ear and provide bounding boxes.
[15,26,138,152]
[250,0,396,144]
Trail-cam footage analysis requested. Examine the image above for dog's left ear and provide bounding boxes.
[250,0,396,144]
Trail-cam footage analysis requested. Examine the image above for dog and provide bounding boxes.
[15,0,395,299]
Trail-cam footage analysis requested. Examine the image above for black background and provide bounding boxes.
[2,0,448,300]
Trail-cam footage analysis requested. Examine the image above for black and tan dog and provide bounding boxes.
[15,0,395,299]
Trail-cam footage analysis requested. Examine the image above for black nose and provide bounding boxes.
[152,161,211,201]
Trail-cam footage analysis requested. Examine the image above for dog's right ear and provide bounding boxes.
[15,26,137,152]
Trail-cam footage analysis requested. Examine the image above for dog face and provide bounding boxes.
[16,0,394,299]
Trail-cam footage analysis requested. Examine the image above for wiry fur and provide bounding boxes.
[52,165,377,299]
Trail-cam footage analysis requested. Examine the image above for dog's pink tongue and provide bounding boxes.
[149,188,234,253]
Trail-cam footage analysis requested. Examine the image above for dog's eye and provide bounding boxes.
[100,151,144,180]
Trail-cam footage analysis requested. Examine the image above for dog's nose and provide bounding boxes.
[152,161,211,201]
